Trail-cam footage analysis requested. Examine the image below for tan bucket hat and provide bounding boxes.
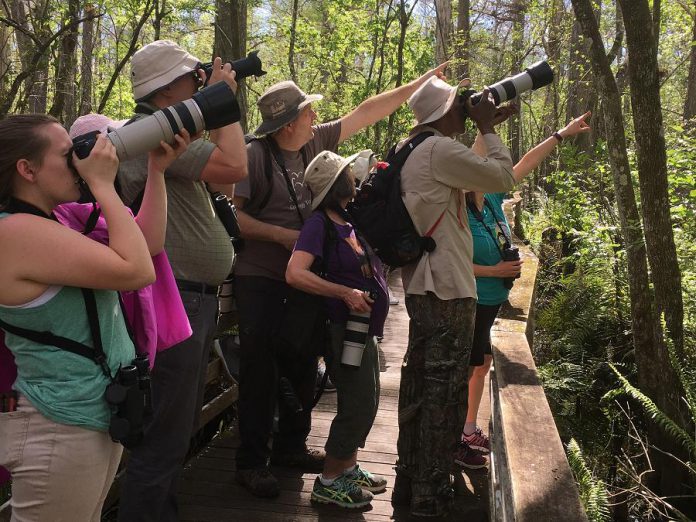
[254,81,323,135]
[304,149,372,210]
[407,76,469,126]
[131,40,201,102]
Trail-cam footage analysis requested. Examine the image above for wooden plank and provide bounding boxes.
[175,270,490,521]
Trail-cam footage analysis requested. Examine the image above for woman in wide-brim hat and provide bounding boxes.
[286,149,390,509]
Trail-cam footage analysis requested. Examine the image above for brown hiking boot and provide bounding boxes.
[236,468,280,498]
[270,447,325,472]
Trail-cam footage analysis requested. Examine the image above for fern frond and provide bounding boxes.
[609,364,696,456]
[567,438,611,522]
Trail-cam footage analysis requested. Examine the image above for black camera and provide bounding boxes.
[200,50,267,85]
[459,60,554,110]
[501,244,521,290]
[211,191,244,253]
[104,355,152,448]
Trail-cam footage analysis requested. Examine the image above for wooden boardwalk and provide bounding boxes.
[177,272,490,521]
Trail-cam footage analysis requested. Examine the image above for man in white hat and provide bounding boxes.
[230,64,447,498]
[116,40,247,522]
[392,78,516,518]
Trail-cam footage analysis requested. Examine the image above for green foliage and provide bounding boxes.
[567,438,611,522]
[607,363,696,457]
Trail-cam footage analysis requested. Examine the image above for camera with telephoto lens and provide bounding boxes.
[211,191,244,252]
[501,243,521,290]
[67,51,268,175]
[69,80,242,167]
[341,289,377,369]
[200,50,266,86]
[104,355,152,448]
[459,60,554,113]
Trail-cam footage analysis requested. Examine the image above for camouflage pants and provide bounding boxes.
[396,293,476,511]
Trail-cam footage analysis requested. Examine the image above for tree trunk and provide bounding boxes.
[97,0,153,113]
[455,0,469,80]
[684,11,696,122]
[434,0,452,70]
[10,0,50,113]
[618,0,684,365]
[214,0,248,133]
[385,0,414,146]
[50,0,80,126]
[566,19,595,153]
[574,0,691,514]
[79,2,95,115]
[538,0,564,186]
[287,0,299,83]
[152,0,167,40]
[0,18,11,99]
[618,1,690,506]
[507,0,525,164]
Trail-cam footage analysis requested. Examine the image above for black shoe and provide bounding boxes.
[236,468,280,498]
[271,447,326,472]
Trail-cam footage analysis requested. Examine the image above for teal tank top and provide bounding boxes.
[0,213,135,432]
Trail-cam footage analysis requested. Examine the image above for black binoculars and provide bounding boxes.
[105,353,152,448]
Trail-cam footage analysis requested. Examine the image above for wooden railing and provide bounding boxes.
[488,195,587,521]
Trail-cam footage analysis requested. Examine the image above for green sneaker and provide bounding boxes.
[311,475,373,508]
[343,464,388,493]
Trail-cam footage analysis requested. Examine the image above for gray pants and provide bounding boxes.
[396,293,476,512]
[324,323,380,459]
[118,290,219,522]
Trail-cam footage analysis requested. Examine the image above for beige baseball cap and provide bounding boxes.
[254,81,323,135]
[131,40,201,102]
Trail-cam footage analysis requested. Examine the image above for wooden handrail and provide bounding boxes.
[488,194,587,521]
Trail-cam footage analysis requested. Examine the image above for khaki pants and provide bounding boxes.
[0,395,122,522]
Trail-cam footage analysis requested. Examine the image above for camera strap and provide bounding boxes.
[0,290,113,381]
[467,196,508,257]
[0,198,129,381]
[265,136,308,225]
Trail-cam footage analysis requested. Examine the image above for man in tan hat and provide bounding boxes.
[230,64,446,498]
[390,77,516,517]
[116,39,247,522]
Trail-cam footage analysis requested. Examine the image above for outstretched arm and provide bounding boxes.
[338,62,448,143]
[513,112,591,182]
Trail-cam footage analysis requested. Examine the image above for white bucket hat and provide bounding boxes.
[304,149,372,210]
[131,40,201,102]
[407,76,469,126]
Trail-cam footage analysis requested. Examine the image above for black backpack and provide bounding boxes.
[347,132,439,267]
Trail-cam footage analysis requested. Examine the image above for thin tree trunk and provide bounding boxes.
[508,0,525,163]
[684,11,696,122]
[50,0,80,126]
[97,0,153,113]
[152,0,167,40]
[214,0,247,133]
[0,18,11,99]
[288,0,299,83]
[455,0,469,80]
[434,0,452,70]
[386,0,415,147]
[79,2,95,115]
